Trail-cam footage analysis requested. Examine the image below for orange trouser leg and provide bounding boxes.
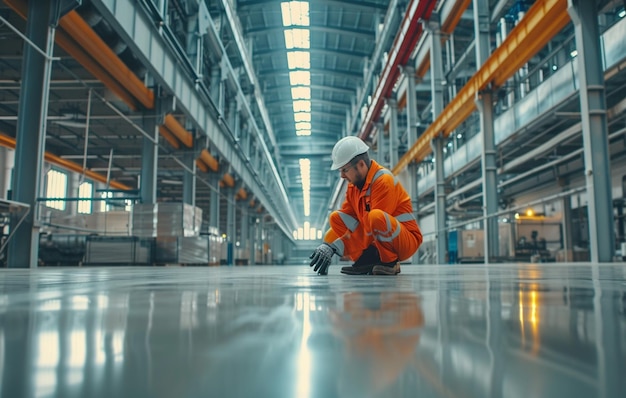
[325,211,371,260]
[368,209,419,263]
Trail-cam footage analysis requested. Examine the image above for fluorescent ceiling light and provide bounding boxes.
[294,113,311,122]
[281,1,310,26]
[289,71,310,86]
[287,51,310,69]
[293,100,311,112]
[296,129,311,136]
[284,29,310,49]
[291,86,311,99]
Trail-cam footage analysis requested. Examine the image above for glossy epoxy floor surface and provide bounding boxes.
[0,264,625,398]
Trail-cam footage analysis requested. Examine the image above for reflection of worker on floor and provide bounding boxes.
[330,292,424,395]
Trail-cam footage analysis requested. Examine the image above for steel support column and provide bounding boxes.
[562,195,573,261]
[249,214,257,265]
[404,65,420,263]
[141,112,159,204]
[568,0,615,262]
[375,122,385,165]
[186,7,202,78]
[240,202,249,256]
[482,130,501,262]
[477,90,499,262]
[429,18,444,119]
[430,16,447,264]
[67,173,79,215]
[433,136,447,264]
[183,151,196,206]
[230,98,241,142]
[9,1,57,268]
[473,0,490,69]
[388,98,399,167]
[210,65,222,114]
[226,183,241,266]
[228,99,236,138]
[226,193,234,265]
[209,174,220,234]
[259,214,266,264]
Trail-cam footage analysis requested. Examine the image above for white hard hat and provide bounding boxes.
[330,136,369,170]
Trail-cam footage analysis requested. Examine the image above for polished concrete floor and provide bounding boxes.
[0,263,625,398]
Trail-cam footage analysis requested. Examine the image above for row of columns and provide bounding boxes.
[373,0,614,263]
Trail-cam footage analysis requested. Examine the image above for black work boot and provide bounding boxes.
[340,245,380,275]
[372,261,401,275]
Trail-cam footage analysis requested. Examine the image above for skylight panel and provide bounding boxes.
[295,122,311,131]
[291,86,311,100]
[281,1,310,27]
[284,29,310,49]
[294,113,311,122]
[293,100,311,112]
[289,71,310,86]
[287,51,310,69]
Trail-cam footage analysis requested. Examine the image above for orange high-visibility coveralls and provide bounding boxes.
[324,160,423,263]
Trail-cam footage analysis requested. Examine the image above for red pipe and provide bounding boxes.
[358,0,437,141]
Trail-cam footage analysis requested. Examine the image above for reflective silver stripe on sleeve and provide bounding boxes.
[338,211,359,231]
[395,213,416,222]
[332,239,345,256]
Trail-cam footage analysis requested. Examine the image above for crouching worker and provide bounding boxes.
[309,136,423,275]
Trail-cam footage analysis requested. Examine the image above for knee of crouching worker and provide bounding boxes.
[367,209,386,227]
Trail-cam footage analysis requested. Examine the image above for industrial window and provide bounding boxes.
[99,191,131,212]
[78,181,93,214]
[99,191,111,212]
[45,169,67,211]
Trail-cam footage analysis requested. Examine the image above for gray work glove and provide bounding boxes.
[309,243,336,275]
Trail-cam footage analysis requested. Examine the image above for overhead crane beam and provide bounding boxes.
[393,0,570,174]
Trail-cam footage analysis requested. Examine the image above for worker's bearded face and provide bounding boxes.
[341,160,367,190]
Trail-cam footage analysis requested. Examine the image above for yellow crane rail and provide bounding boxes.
[393,0,570,174]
